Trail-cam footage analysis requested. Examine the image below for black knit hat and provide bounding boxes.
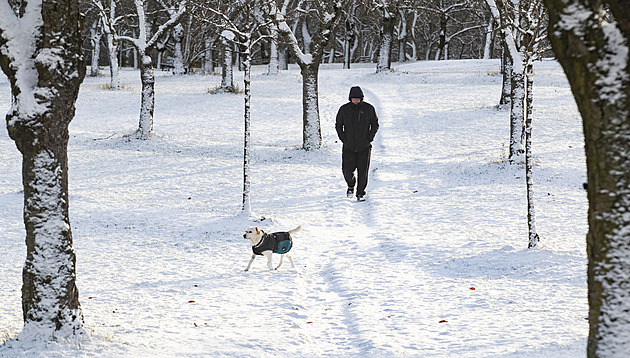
[348,86,364,101]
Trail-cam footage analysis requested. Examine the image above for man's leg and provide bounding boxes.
[356,148,372,197]
[342,150,358,189]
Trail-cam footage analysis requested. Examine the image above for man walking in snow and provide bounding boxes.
[335,86,379,202]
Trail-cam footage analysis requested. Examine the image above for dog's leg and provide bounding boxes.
[287,254,295,268]
[244,254,256,271]
[262,251,274,270]
[275,254,285,270]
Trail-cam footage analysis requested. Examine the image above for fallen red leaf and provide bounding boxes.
[188,300,196,303]
[306,322,313,324]
[439,320,448,323]
[469,287,476,290]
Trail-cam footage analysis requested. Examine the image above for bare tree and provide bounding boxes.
[92,0,121,89]
[89,18,103,77]
[116,0,187,138]
[0,0,85,341]
[266,0,349,150]
[543,1,630,356]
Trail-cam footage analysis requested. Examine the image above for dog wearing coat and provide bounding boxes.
[243,225,302,271]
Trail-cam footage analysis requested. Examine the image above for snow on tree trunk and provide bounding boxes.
[483,21,493,59]
[269,0,346,150]
[508,68,524,164]
[107,33,119,89]
[0,0,86,341]
[138,55,155,139]
[301,64,322,151]
[172,24,186,75]
[242,42,252,213]
[524,59,539,248]
[268,25,279,75]
[90,19,102,77]
[221,36,234,91]
[500,46,512,107]
[543,1,630,356]
[376,11,394,73]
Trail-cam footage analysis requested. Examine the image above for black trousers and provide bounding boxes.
[342,147,372,196]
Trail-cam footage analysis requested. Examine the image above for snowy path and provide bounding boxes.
[0,61,588,357]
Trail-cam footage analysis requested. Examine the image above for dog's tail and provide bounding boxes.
[289,225,302,235]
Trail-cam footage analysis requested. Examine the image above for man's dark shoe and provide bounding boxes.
[347,187,354,198]
[357,195,366,202]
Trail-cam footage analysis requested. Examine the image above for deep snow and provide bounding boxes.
[0,59,588,357]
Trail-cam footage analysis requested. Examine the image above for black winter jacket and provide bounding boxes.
[335,100,379,152]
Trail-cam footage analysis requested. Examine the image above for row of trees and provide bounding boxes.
[3,0,630,356]
[83,0,497,76]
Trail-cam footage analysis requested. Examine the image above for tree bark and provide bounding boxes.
[221,37,234,91]
[300,64,322,150]
[543,1,630,356]
[508,68,524,164]
[90,19,102,77]
[524,59,539,248]
[376,10,394,73]
[138,55,155,138]
[0,0,86,340]
[172,23,186,75]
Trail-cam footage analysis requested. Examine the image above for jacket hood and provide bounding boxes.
[348,86,364,101]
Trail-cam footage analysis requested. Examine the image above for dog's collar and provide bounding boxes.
[253,232,269,249]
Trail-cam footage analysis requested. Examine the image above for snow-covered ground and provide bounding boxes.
[0,59,588,357]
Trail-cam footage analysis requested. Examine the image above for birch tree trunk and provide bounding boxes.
[103,0,119,90]
[500,46,512,107]
[242,41,252,213]
[543,1,630,356]
[508,68,524,163]
[524,59,539,248]
[0,0,86,341]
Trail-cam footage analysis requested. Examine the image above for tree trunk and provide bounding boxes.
[138,55,155,138]
[543,1,630,356]
[483,21,493,59]
[397,10,407,63]
[268,25,279,75]
[524,59,539,248]
[204,38,214,74]
[508,67,524,164]
[221,38,234,91]
[278,44,288,70]
[104,0,119,90]
[90,19,102,77]
[300,63,322,150]
[376,12,394,73]
[343,18,352,69]
[1,0,86,341]
[242,42,252,213]
[172,24,186,75]
[500,45,512,107]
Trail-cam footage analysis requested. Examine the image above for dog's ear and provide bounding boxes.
[256,227,261,234]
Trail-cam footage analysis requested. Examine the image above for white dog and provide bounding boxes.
[243,225,302,271]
